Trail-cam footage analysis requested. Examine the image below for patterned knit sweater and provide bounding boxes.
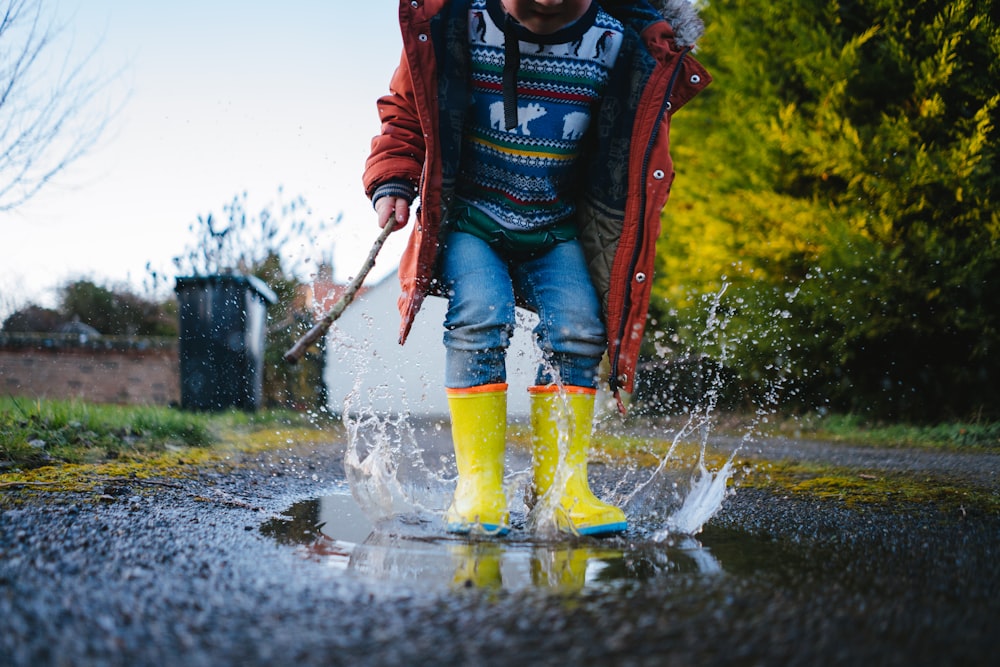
[452,0,625,247]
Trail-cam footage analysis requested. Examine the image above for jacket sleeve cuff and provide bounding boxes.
[371,180,417,209]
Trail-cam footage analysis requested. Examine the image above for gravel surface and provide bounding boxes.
[1,431,998,667]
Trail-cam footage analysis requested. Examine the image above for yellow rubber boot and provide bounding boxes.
[530,385,627,536]
[445,384,510,536]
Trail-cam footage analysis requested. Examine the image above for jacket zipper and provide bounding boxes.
[610,48,690,395]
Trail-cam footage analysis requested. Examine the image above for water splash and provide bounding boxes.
[327,278,794,541]
[617,282,793,539]
[523,377,579,538]
[332,325,451,524]
[659,460,733,537]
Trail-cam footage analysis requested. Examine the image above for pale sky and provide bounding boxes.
[0,0,407,318]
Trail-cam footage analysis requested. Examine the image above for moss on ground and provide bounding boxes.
[3,400,997,517]
[592,429,1000,517]
[0,421,344,504]
[741,458,1000,515]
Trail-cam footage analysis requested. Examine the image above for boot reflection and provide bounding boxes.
[447,540,624,592]
[450,542,505,589]
[530,544,623,591]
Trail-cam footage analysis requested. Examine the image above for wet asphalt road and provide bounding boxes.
[1,428,998,667]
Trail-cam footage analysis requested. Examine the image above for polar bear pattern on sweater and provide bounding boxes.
[489,101,548,135]
[561,111,590,140]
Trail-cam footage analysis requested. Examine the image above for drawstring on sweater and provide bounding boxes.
[502,13,520,131]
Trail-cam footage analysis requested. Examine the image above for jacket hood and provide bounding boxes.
[602,0,706,48]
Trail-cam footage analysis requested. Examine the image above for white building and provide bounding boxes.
[323,270,541,418]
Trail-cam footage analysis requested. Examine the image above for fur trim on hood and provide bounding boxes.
[652,0,705,47]
[603,0,706,48]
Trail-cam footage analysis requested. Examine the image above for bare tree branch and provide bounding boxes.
[0,0,115,211]
[169,188,336,282]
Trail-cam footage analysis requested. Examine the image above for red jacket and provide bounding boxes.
[363,0,711,403]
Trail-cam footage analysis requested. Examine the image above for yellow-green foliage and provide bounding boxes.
[655,0,1000,421]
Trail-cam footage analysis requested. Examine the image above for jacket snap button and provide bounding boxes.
[690,74,701,84]
[411,1,419,6]
[635,272,646,283]
[652,169,665,179]
[617,373,628,385]
[418,33,428,42]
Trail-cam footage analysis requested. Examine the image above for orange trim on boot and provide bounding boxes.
[447,383,508,396]
[528,384,596,396]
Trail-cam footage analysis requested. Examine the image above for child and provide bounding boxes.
[363,0,710,536]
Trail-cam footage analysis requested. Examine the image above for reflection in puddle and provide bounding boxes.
[312,280,803,594]
[260,489,777,594]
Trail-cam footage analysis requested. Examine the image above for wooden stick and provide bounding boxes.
[283,222,396,364]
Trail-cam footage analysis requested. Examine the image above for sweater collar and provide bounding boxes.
[486,0,599,45]
[488,0,601,130]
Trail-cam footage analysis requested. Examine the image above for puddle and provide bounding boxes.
[260,488,794,595]
[277,283,808,595]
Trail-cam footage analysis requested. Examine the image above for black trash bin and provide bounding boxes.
[175,274,278,411]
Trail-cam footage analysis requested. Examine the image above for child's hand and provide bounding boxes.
[375,196,410,231]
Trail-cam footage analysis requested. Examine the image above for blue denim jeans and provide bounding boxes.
[439,231,606,389]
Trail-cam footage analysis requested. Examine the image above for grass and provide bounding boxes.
[0,396,338,471]
[1,397,211,468]
[763,412,1000,450]
[3,398,998,515]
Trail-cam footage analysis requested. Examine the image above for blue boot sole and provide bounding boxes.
[447,522,510,537]
[575,521,627,537]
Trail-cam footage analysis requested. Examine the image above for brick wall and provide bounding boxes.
[0,334,180,406]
